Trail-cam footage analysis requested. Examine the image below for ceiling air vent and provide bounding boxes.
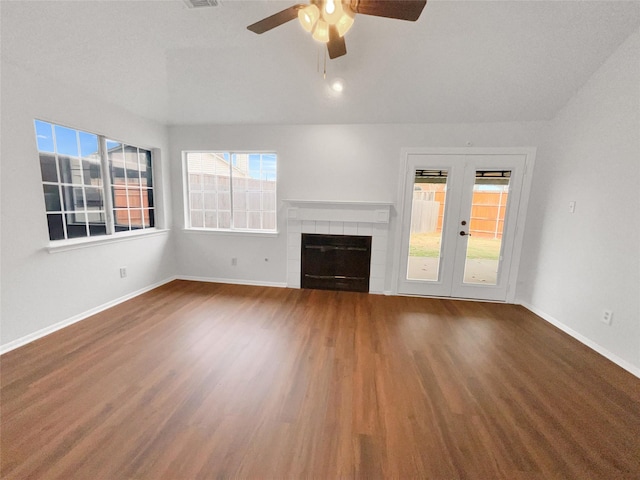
[184,0,219,8]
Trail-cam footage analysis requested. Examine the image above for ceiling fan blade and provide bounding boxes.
[327,25,347,59]
[247,4,305,34]
[349,0,427,21]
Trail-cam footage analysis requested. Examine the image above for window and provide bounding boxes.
[184,152,277,232]
[107,140,154,232]
[34,120,155,241]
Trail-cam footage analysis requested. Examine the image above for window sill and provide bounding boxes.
[47,228,170,253]
[183,228,279,238]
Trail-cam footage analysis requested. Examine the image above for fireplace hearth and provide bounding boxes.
[301,234,372,293]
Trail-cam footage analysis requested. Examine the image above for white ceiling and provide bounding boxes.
[2,0,639,125]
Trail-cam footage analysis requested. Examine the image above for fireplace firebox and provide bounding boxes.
[301,233,372,293]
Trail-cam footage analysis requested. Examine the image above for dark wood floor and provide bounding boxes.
[2,280,639,479]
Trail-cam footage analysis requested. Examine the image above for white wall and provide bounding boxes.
[0,62,175,349]
[169,122,547,289]
[518,28,640,373]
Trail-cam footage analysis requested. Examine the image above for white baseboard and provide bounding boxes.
[0,276,178,355]
[520,301,640,379]
[176,275,288,289]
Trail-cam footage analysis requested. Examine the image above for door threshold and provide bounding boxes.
[393,292,509,304]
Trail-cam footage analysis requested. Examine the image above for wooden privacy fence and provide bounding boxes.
[411,190,509,239]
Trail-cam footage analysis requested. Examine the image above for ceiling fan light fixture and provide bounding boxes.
[322,0,343,25]
[335,4,355,37]
[247,0,427,58]
[325,0,336,15]
[298,4,320,33]
[312,18,330,42]
[313,0,353,42]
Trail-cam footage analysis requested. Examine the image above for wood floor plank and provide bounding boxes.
[2,280,639,479]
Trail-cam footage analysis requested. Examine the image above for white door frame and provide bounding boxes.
[391,147,536,303]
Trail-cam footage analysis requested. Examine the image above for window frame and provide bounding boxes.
[182,150,278,234]
[34,119,161,246]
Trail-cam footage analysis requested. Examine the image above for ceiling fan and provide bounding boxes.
[247,0,427,60]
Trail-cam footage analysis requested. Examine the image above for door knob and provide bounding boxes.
[460,231,471,236]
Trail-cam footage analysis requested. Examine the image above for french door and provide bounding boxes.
[397,152,528,301]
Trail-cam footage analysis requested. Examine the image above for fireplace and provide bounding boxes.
[301,234,372,292]
[284,200,392,294]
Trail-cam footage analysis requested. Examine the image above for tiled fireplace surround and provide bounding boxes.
[285,201,393,293]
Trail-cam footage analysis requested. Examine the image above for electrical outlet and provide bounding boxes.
[120,267,127,278]
[601,310,613,325]
[231,257,237,266]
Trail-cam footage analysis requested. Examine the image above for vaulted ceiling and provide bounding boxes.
[2,0,639,125]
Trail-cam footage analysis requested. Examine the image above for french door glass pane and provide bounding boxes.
[407,169,448,281]
[463,170,510,285]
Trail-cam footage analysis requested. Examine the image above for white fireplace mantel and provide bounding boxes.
[283,199,393,224]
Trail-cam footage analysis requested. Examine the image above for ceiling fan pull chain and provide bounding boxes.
[324,48,327,79]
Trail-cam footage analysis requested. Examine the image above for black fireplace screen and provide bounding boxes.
[301,233,372,293]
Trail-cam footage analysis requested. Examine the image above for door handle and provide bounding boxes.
[459,231,471,236]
